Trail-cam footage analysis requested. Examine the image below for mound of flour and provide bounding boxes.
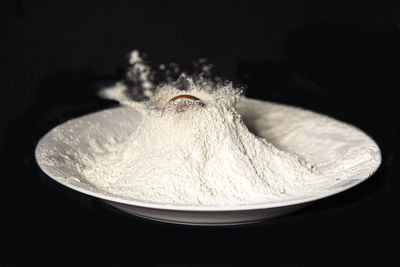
[82,74,321,205]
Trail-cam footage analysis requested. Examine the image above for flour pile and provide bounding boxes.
[82,51,320,205]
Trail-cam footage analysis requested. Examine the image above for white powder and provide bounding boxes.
[34,50,376,207]
[83,84,321,205]
[78,51,326,205]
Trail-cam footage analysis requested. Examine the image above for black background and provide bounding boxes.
[1,1,399,266]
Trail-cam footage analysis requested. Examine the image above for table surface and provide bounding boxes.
[1,1,399,266]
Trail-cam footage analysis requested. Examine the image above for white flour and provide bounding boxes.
[35,51,381,207]
[78,51,326,205]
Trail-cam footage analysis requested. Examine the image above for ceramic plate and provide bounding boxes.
[35,97,381,225]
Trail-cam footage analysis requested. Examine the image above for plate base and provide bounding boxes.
[104,200,312,226]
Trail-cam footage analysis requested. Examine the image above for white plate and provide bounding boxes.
[35,97,381,226]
